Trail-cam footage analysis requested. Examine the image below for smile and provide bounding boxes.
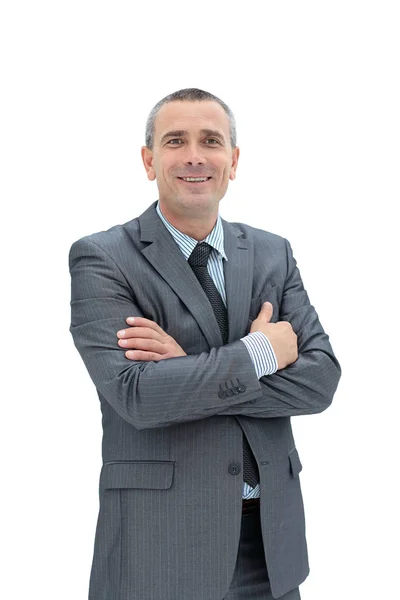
[178,177,212,183]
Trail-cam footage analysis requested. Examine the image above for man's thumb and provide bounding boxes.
[261,301,273,322]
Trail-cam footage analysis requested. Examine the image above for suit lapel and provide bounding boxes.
[138,201,254,348]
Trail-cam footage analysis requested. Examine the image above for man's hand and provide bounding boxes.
[250,302,298,370]
[117,317,187,361]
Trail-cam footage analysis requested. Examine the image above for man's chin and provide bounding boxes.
[173,192,214,205]
[159,190,221,211]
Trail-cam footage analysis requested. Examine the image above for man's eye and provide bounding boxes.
[167,139,182,145]
[205,138,219,144]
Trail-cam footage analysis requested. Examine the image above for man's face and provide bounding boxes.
[141,100,239,215]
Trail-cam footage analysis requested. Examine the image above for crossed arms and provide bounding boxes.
[69,237,341,430]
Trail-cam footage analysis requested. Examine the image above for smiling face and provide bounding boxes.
[141,100,239,224]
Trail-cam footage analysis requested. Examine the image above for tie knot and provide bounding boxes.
[188,242,212,267]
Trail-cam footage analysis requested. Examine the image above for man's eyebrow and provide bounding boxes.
[200,129,226,142]
[160,129,226,144]
[160,130,187,144]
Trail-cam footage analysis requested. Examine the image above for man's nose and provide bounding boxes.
[183,144,206,164]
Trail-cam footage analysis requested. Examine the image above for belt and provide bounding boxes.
[242,497,260,513]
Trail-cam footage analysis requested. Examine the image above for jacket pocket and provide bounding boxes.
[249,283,278,322]
[100,460,175,490]
[288,447,303,477]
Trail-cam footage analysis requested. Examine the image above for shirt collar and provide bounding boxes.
[155,200,227,261]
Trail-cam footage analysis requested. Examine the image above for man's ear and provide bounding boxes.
[229,146,240,181]
[141,146,156,181]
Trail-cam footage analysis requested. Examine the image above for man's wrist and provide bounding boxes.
[240,331,278,378]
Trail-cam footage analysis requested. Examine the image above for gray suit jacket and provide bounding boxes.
[69,200,341,600]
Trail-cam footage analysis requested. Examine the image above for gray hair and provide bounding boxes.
[145,88,237,150]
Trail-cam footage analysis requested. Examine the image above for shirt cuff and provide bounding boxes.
[240,332,278,378]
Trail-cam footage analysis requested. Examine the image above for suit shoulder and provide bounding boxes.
[228,220,288,248]
[69,218,139,258]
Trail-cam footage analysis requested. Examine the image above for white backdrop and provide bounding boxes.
[1,1,399,599]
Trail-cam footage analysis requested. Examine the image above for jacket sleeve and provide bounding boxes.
[69,237,265,430]
[216,238,341,418]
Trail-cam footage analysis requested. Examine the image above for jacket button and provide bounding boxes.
[218,390,227,399]
[225,388,234,397]
[228,463,241,476]
[238,385,247,393]
[232,387,240,395]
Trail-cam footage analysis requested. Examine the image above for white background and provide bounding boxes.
[1,1,399,599]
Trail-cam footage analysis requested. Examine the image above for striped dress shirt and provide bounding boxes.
[156,200,278,499]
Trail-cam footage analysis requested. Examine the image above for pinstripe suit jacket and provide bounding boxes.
[69,200,341,600]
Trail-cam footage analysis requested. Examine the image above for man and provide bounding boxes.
[69,88,341,600]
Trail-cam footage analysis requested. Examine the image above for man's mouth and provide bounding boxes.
[178,177,212,184]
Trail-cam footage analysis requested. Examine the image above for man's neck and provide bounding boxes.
[158,202,218,242]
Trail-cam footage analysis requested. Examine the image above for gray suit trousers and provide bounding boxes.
[223,502,301,600]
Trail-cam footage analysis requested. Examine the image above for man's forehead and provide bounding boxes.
[155,100,229,138]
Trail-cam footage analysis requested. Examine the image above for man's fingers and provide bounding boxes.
[126,317,166,335]
[118,336,164,352]
[117,324,161,340]
[125,350,163,361]
[261,302,273,321]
